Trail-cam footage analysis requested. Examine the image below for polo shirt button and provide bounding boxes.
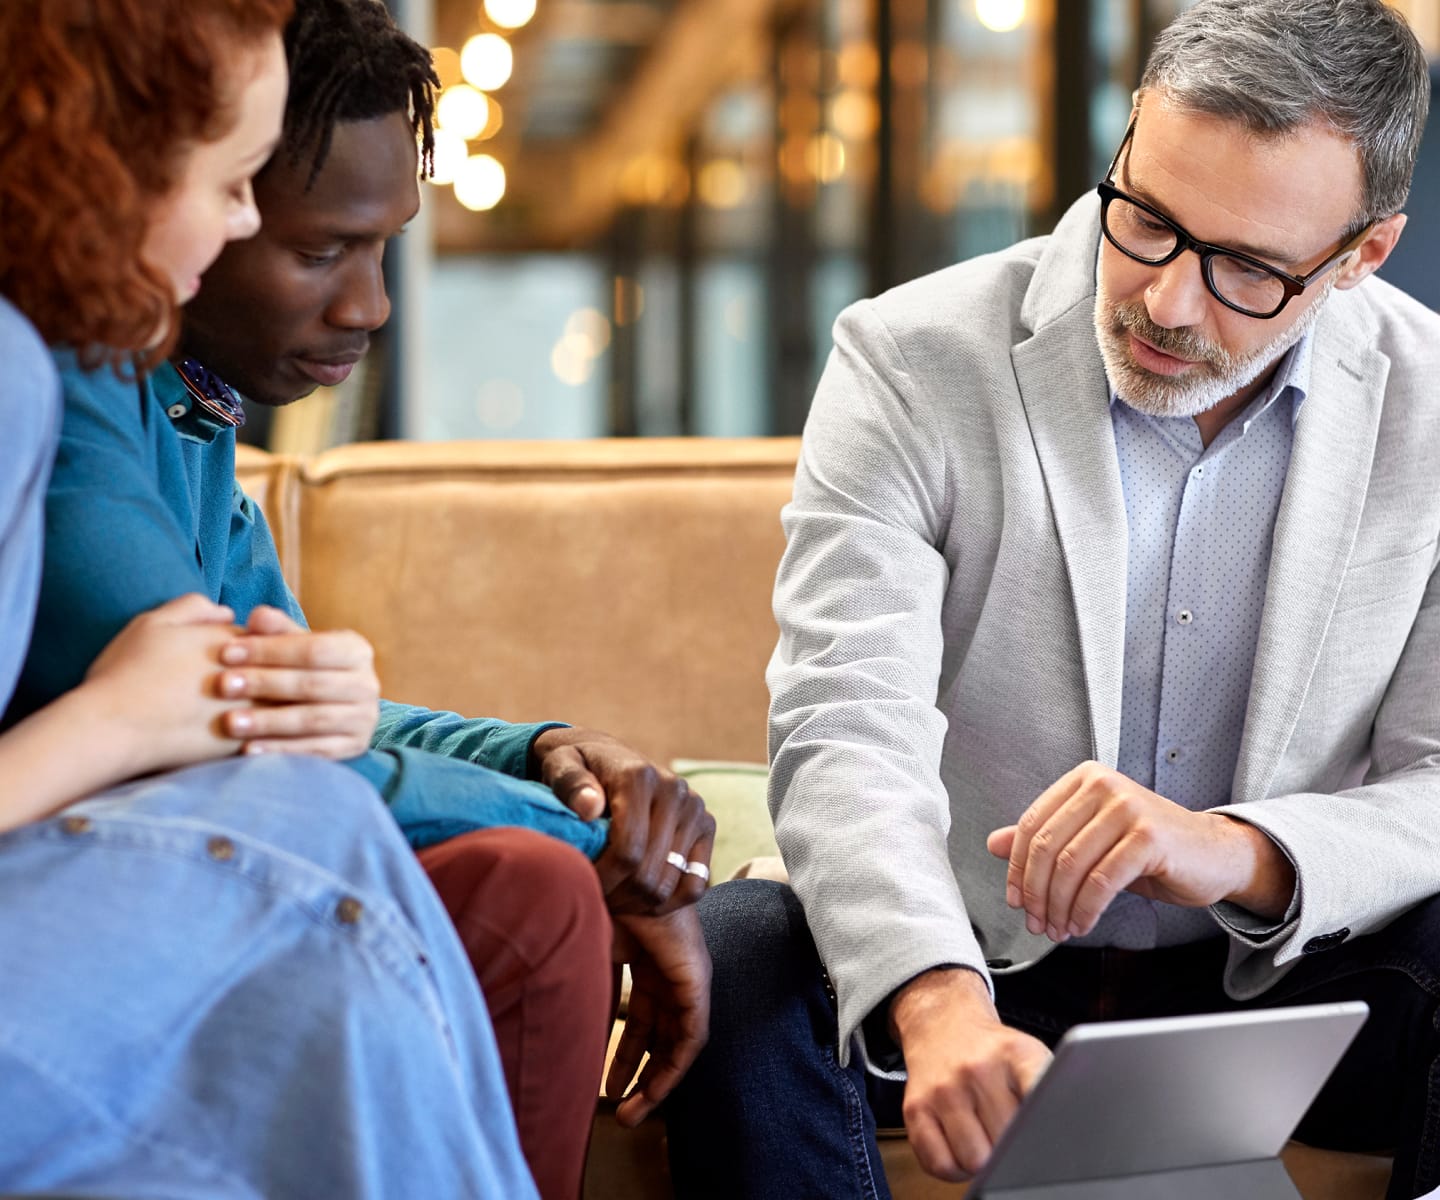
[166,403,187,419]
[1176,609,1194,625]
[60,816,92,835]
[207,837,235,862]
[336,896,364,925]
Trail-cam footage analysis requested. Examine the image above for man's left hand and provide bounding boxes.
[531,727,715,915]
[987,761,1294,941]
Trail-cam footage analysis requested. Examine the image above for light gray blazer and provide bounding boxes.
[768,194,1440,1068]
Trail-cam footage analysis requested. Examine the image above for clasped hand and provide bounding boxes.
[84,597,381,772]
[214,604,380,759]
[530,727,717,916]
[528,729,718,1124]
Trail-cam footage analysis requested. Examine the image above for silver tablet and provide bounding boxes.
[968,1001,1369,1198]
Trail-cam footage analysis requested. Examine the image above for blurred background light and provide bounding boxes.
[805,132,847,183]
[565,308,613,357]
[454,153,507,211]
[462,32,514,91]
[975,0,1026,34]
[431,45,463,89]
[551,333,596,386]
[429,127,469,185]
[475,96,505,141]
[697,159,748,208]
[437,84,490,140]
[483,0,537,30]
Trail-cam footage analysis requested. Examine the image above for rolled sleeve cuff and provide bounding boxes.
[1207,814,1302,949]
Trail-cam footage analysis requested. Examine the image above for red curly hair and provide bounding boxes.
[0,0,293,370]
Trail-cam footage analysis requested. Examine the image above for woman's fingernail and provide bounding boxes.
[222,673,246,696]
[1026,914,1043,935]
[1006,885,1020,908]
[243,741,266,755]
[229,712,253,735]
[220,644,248,665]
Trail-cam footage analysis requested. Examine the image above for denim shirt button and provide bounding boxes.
[59,816,92,835]
[336,896,364,925]
[207,837,236,862]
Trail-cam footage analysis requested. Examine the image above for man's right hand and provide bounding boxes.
[530,726,716,915]
[890,967,1052,1181]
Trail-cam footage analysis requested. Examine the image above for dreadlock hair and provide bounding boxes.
[279,0,438,188]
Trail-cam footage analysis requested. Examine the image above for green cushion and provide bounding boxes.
[672,759,778,883]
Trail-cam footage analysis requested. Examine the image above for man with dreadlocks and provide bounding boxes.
[10,1,711,1197]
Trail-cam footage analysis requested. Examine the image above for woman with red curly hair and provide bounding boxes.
[0,4,538,1197]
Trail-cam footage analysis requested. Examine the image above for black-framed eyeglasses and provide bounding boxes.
[1097,118,1372,319]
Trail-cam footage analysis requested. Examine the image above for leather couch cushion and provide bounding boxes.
[239,438,798,767]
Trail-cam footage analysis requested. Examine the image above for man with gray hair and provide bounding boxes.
[664,2,1440,1197]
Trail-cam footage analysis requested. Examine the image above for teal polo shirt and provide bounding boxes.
[10,355,606,858]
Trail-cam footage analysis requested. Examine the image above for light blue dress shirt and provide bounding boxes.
[1079,335,1312,949]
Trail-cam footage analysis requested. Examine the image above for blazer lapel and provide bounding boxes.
[1013,301,1129,767]
[1232,314,1387,802]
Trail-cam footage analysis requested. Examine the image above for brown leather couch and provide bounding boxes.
[235,437,1392,1200]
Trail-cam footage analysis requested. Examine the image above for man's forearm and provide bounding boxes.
[889,964,997,1048]
[1216,815,1296,921]
[373,698,561,778]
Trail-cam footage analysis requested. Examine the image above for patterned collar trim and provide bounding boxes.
[173,357,246,429]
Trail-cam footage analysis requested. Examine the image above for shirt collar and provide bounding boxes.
[1268,331,1313,426]
[155,362,237,445]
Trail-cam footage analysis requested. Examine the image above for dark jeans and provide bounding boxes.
[664,880,1440,1200]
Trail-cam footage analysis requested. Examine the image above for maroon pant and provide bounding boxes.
[419,828,613,1200]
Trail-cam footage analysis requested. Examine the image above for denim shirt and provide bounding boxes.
[0,296,61,705]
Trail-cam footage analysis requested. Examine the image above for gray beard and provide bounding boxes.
[1093,280,1331,419]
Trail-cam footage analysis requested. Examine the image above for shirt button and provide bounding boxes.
[166,403,187,419]
[1165,748,1180,763]
[1192,465,1204,478]
[1176,609,1194,625]
[207,836,235,862]
[60,816,92,835]
[336,896,364,925]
